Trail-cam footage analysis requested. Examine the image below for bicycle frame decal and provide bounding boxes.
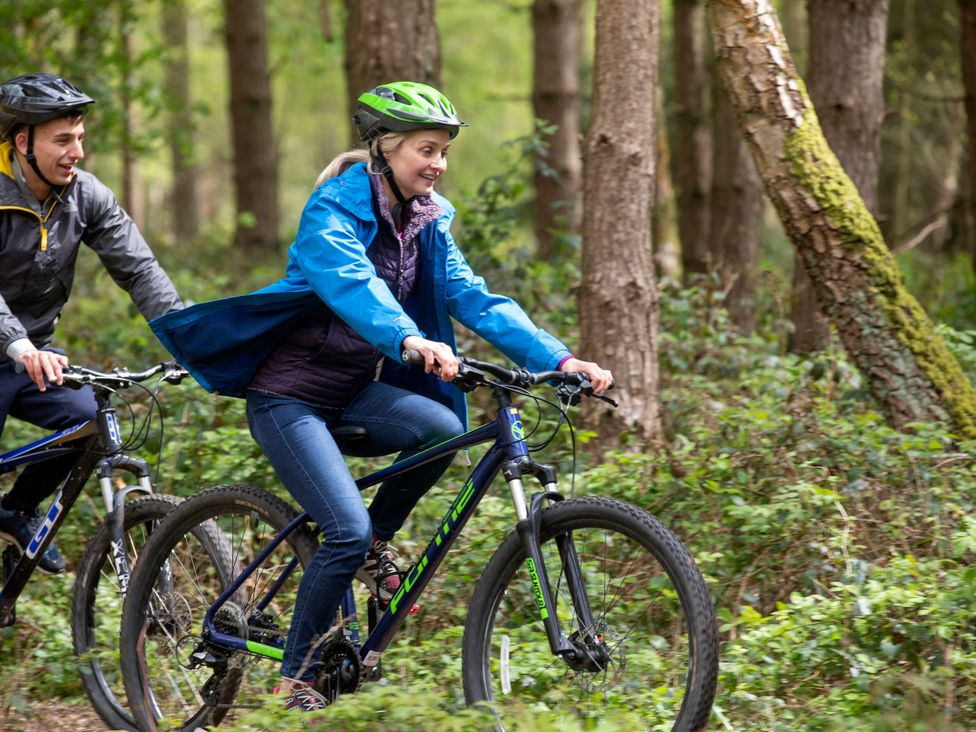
[389,474,477,615]
[26,490,63,559]
[525,557,549,620]
[509,407,525,442]
[246,640,284,660]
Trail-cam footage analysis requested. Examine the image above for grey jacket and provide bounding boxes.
[0,141,183,359]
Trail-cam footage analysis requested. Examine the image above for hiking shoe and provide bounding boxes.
[0,498,65,574]
[355,538,403,605]
[274,677,328,712]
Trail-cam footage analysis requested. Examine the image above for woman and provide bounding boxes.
[151,81,612,711]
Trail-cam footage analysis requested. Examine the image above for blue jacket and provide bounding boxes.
[150,163,570,426]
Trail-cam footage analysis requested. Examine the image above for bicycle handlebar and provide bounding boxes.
[400,349,617,407]
[60,360,190,391]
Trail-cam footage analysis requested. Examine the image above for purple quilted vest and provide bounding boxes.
[248,176,437,408]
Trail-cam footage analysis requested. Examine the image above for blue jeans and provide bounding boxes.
[245,382,463,680]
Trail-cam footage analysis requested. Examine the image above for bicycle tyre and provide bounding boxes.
[71,493,187,731]
[461,496,719,731]
[119,484,319,731]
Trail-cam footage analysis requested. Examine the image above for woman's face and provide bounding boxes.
[386,129,451,198]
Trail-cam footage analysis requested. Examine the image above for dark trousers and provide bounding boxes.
[0,357,97,512]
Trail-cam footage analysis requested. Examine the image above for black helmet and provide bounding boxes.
[0,73,94,140]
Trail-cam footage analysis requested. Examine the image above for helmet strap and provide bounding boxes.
[24,125,57,191]
[373,144,409,229]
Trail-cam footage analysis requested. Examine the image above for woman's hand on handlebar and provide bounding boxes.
[18,348,69,392]
[558,357,613,394]
[401,336,459,382]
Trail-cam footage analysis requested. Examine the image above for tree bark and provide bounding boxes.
[343,0,441,146]
[224,0,279,252]
[791,0,889,353]
[163,0,199,242]
[671,0,712,278]
[118,0,139,225]
[579,0,661,447]
[710,80,763,334]
[531,0,582,260]
[960,0,976,271]
[707,0,976,436]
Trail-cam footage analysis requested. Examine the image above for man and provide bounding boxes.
[0,73,183,573]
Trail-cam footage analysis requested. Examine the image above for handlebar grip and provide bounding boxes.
[401,349,425,365]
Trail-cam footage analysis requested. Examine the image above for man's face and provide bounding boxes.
[14,115,85,187]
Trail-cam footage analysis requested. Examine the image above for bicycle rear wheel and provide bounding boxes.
[71,493,187,730]
[461,496,719,731]
[119,484,318,731]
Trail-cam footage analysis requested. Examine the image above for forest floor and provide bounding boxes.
[3,702,105,731]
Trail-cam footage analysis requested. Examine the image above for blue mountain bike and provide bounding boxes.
[0,361,221,730]
[119,353,719,731]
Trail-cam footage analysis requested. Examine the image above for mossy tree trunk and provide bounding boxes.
[791,0,889,354]
[579,0,662,447]
[706,0,976,437]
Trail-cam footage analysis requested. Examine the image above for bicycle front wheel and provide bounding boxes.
[461,496,719,731]
[119,484,319,731]
[71,493,183,731]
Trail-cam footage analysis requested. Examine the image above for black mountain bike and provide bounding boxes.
[0,361,223,730]
[119,353,719,731]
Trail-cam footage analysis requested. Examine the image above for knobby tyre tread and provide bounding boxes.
[119,483,318,731]
[461,496,719,732]
[71,493,184,731]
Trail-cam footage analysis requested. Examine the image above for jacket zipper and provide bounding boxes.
[0,200,60,252]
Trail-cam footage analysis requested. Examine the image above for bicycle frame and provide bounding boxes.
[0,389,155,625]
[202,389,592,674]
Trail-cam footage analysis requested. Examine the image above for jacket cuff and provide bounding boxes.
[5,338,35,361]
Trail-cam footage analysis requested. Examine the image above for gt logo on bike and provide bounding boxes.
[27,492,63,558]
[526,558,549,620]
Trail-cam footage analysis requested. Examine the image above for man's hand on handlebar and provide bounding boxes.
[558,357,613,395]
[401,335,459,382]
[18,348,69,392]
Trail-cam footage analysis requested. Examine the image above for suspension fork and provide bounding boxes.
[97,455,158,596]
[506,458,598,661]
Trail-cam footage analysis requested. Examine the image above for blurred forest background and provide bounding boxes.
[3,0,976,729]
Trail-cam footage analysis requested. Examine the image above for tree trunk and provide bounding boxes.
[960,0,976,271]
[118,0,140,225]
[343,0,441,146]
[671,0,712,278]
[791,0,889,353]
[579,0,661,447]
[163,0,199,242]
[224,0,279,252]
[531,0,582,260]
[710,80,763,334]
[655,87,682,280]
[707,0,976,436]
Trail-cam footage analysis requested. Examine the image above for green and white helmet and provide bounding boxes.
[353,81,467,141]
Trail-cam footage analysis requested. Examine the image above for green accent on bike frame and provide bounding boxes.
[508,407,525,442]
[247,640,284,661]
[525,558,549,620]
[389,476,477,614]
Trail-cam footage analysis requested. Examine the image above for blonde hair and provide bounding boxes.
[313,132,410,189]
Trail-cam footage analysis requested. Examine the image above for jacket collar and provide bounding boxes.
[318,161,455,225]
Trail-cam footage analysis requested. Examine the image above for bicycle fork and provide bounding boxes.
[504,459,605,670]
